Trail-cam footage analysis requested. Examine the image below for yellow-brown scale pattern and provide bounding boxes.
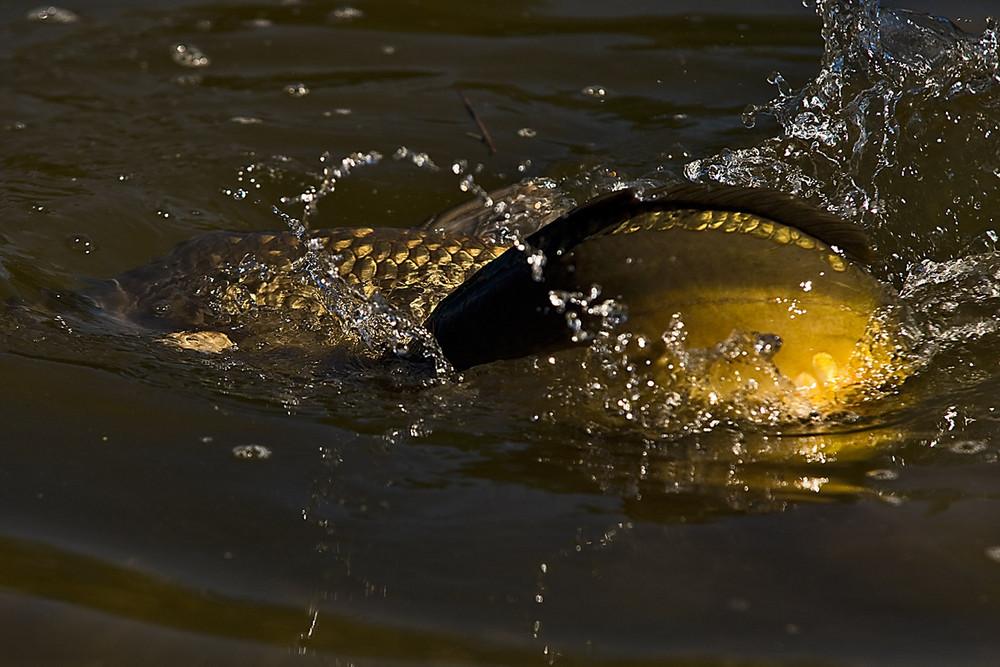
[209,227,506,325]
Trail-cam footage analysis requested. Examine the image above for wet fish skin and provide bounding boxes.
[426,183,911,414]
[82,180,571,337]
[83,180,911,416]
[86,226,505,335]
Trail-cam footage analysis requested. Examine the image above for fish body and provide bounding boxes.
[86,182,911,416]
[427,184,911,414]
[89,227,504,339]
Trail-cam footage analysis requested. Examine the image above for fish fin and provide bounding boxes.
[417,181,572,242]
[426,189,639,369]
[426,182,878,370]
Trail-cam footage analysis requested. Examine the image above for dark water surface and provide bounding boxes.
[3,1,1000,665]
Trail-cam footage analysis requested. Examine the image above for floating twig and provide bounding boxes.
[458,89,497,155]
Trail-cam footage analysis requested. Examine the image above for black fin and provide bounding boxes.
[417,182,571,243]
[426,188,636,369]
[426,182,877,370]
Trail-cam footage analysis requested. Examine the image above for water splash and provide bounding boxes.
[686,2,1000,278]
[394,146,439,171]
[264,155,470,378]
[280,150,384,224]
[546,285,626,345]
[211,5,1000,442]
[676,0,1000,429]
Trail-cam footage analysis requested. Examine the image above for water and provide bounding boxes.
[3,1,1000,664]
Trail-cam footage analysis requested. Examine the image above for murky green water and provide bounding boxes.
[3,1,1000,665]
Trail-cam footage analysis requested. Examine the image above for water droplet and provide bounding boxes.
[232,444,272,461]
[393,147,438,170]
[69,234,95,254]
[26,6,80,23]
[517,127,537,138]
[753,333,782,359]
[525,248,546,281]
[328,7,364,22]
[766,71,791,97]
[171,43,210,68]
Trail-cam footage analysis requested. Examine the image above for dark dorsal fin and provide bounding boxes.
[417,182,571,242]
[427,182,877,370]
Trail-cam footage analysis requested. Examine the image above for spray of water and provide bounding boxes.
[680,0,1000,418]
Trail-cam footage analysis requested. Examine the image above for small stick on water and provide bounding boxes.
[459,89,497,155]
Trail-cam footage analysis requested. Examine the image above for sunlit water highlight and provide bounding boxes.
[3,0,1000,665]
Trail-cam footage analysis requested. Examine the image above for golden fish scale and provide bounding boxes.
[615,209,846,272]
[213,228,505,323]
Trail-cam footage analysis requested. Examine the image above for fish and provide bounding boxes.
[428,182,912,415]
[83,181,912,416]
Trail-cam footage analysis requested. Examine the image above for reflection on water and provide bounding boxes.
[3,0,1000,664]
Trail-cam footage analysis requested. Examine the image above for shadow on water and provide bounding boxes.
[4,0,1000,665]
